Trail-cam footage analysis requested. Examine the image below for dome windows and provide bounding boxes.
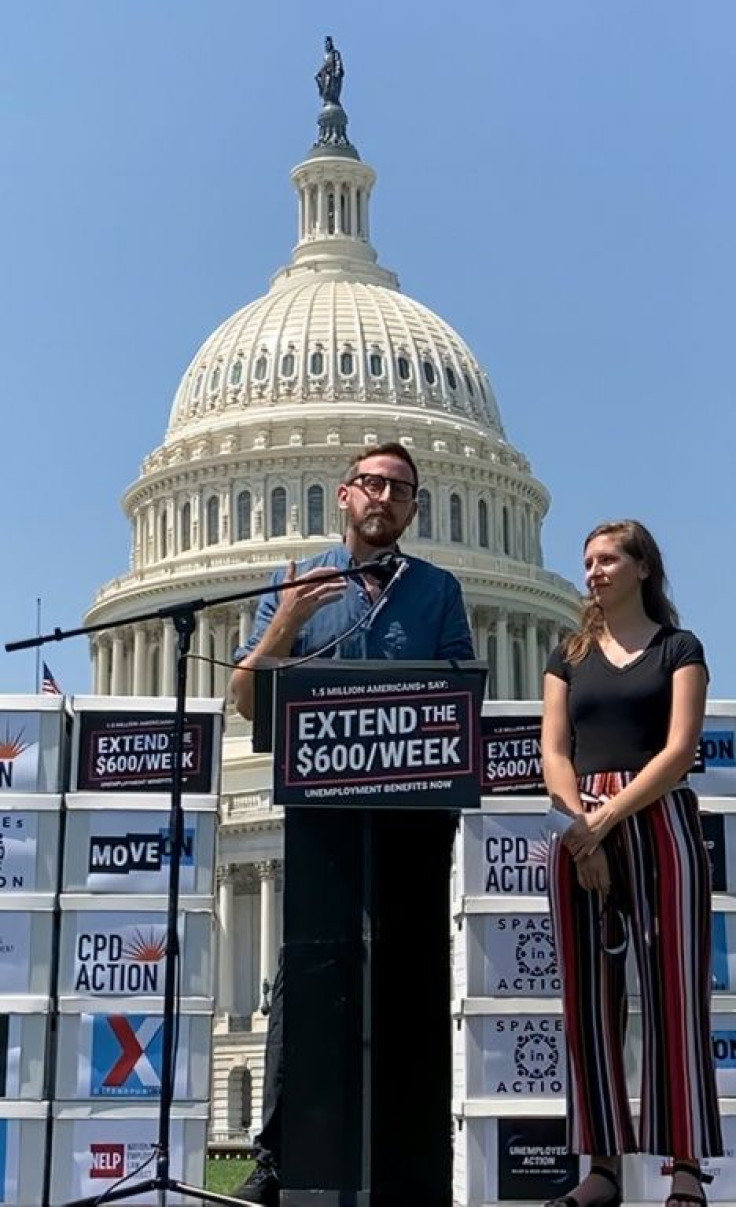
[423,360,436,386]
[446,365,457,390]
[340,349,355,376]
[417,489,432,539]
[193,372,203,400]
[211,366,221,391]
[206,496,220,546]
[307,484,325,536]
[271,487,287,538]
[281,349,296,377]
[230,359,243,386]
[369,352,383,377]
[310,348,325,376]
[478,499,489,549]
[236,490,252,541]
[180,502,191,553]
[254,353,269,381]
[397,356,411,382]
[450,493,464,543]
[464,371,475,397]
[502,505,511,555]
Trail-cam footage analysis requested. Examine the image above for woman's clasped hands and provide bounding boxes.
[563,801,618,863]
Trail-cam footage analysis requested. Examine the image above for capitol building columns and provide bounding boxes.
[132,625,147,696]
[256,860,279,999]
[162,618,176,695]
[82,604,570,705]
[495,610,510,698]
[217,866,237,1017]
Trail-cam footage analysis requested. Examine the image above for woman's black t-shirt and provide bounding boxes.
[545,626,708,774]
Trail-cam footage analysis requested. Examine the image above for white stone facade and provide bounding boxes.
[86,102,580,1144]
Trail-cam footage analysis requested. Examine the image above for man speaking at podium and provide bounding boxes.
[230,442,474,1206]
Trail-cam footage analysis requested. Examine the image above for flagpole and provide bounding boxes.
[35,597,41,693]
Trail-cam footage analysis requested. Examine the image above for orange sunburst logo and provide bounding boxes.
[0,725,30,761]
[527,836,551,865]
[121,929,167,963]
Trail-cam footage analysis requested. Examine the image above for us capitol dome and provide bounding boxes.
[85,42,579,1143]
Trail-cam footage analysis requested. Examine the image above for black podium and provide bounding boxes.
[262,660,486,1207]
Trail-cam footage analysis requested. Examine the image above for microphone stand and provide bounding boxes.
[4,554,402,1207]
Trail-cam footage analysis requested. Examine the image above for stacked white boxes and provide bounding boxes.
[0,695,69,1206]
[50,696,221,1207]
[453,701,736,1207]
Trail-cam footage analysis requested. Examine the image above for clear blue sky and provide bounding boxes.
[1,1,734,694]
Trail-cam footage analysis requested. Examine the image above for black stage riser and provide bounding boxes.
[282,808,455,1207]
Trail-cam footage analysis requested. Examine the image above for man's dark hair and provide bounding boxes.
[342,442,419,489]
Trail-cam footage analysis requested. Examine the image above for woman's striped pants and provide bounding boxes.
[548,772,723,1157]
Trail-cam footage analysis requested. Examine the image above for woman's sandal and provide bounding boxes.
[666,1160,714,1206]
[544,1164,622,1207]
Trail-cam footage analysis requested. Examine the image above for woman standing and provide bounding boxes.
[541,520,722,1207]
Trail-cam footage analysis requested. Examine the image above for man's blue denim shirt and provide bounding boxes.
[234,543,474,663]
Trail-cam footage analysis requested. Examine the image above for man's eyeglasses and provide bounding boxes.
[347,473,417,503]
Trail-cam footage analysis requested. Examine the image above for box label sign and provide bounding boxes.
[482,915,560,996]
[476,713,725,796]
[70,1120,187,1200]
[641,1114,736,1201]
[85,813,196,892]
[481,716,544,795]
[76,712,216,793]
[0,714,41,793]
[73,918,168,994]
[483,1016,565,1097]
[78,1013,190,1099]
[480,816,549,895]
[689,723,736,796]
[0,812,38,892]
[496,1117,579,1201]
[275,665,485,808]
[0,914,32,994]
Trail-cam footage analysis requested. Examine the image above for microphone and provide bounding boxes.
[358,551,407,588]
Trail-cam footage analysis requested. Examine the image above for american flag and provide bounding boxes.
[41,662,62,696]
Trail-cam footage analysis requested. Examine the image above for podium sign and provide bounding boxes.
[274,661,485,809]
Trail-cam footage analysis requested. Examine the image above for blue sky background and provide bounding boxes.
[1,1,734,694]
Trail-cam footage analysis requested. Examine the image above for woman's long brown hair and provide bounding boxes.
[563,520,679,664]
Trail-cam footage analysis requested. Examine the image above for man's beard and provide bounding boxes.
[353,511,402,547]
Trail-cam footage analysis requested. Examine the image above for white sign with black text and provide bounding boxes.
[83,812,196,893]
[0,813,38,892]
[463,814,549,897]
[482,1015,566,1098]
[0,914,32,994]
[640,1115,736,1202]
[691,721,736,796]
[480,914,560,996]
[71,913,168,996]
[69,1118,188,1201]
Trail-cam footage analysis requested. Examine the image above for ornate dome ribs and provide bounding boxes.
[167,281,503,437]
